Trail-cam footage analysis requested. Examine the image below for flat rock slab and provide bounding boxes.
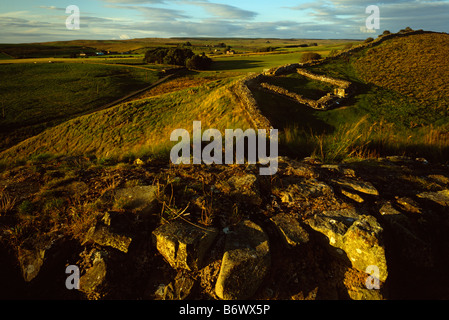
[333,179,379,196]
[114,185,158,215]
[270,213,309,248]
[152,221,218,271]
[215,220,270,300]
[84,225,132,253]
[417,189,449,206]
[17,247,45,282]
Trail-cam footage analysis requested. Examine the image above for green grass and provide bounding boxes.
[255,33,449,163]
[265,73,337,100]
[211,51,327,73]
[0,62,160,151]
[0,77,255,162]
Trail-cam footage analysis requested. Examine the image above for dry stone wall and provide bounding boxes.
[233,74,272,131]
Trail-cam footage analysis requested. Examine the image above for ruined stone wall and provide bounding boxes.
[259,82,325,110]
[233,74,272,131]
[296,69,351,89]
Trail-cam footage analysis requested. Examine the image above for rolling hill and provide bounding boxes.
[0,77,254,163]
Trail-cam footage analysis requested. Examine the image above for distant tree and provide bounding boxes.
[186,54,212,70]
[364,37,374,43]
[144,47,194,66]
[399,27,413,34]
[300,52,322,63]
[144,48,169,64]
[382,30,391,36]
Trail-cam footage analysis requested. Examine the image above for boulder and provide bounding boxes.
[278,179,334,204]
[152,220,218,271]
[270,213,309,248]
[17,247,46,282]
[161,272,196,300]
[79,250,108,295]
[84,225,132,253]
[114,185,158,215]
[215,220,271,300]
[344,216,388,282]
[417,189,449,207]
[306,208,388,282]
[332,178,379,196]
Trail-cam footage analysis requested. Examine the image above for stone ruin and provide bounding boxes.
[259,65,355,110]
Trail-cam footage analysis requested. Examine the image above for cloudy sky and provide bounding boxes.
[0,0,448,43]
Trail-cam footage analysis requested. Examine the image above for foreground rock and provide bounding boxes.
[114,185,158,215]
[17,246,46,282]
[306,208,388,282]
[227,174,262,205]
[83,224,132,253]
[417,189,449,206]
[152,220,218,271]
[270,213,309,248]
[215,220,271,300]
[79,250,108,296]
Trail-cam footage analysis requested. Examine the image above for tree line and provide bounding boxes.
[144,48,212,70]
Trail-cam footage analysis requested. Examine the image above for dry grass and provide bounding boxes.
[0,187,16,215]
[355,33,449,116]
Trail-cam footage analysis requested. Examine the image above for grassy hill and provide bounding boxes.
[0,77,254,164]
[0,62,160,151]
[254,31,449,163]
[354,33,449,120]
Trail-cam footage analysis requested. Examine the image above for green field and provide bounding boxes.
[1,34,448,165]
[0,62,160,151]
[0,76,254,162]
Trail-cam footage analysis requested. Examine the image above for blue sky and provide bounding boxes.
[0,0,448,43]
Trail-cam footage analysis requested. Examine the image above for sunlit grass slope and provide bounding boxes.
[0,77,254,162]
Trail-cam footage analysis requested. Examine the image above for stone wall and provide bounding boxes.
[233,74,272,131]
[260,82,341,110]
[296,69,351,89]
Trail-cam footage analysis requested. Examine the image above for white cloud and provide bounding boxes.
[188,2,257,20]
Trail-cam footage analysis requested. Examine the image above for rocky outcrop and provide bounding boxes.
[215,220,271,300]
[152,221,218,271]
[2,155,449,300]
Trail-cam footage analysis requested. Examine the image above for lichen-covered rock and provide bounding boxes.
[333,178,379,196]
[227,174,262,205]
[152,221,218,271]
[79,250,108,295]
[17,247,46,282]
[270,213,309,248]
[344,216,388,282]
[306,208,388,282]
[114,185,158,215]
[278,178,334,204]
[215,220,270,300]
[84,225,132,253]
[161,272,196,300]
[417,189,449,206]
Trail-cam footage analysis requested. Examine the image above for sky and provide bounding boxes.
[0,0,448,43]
